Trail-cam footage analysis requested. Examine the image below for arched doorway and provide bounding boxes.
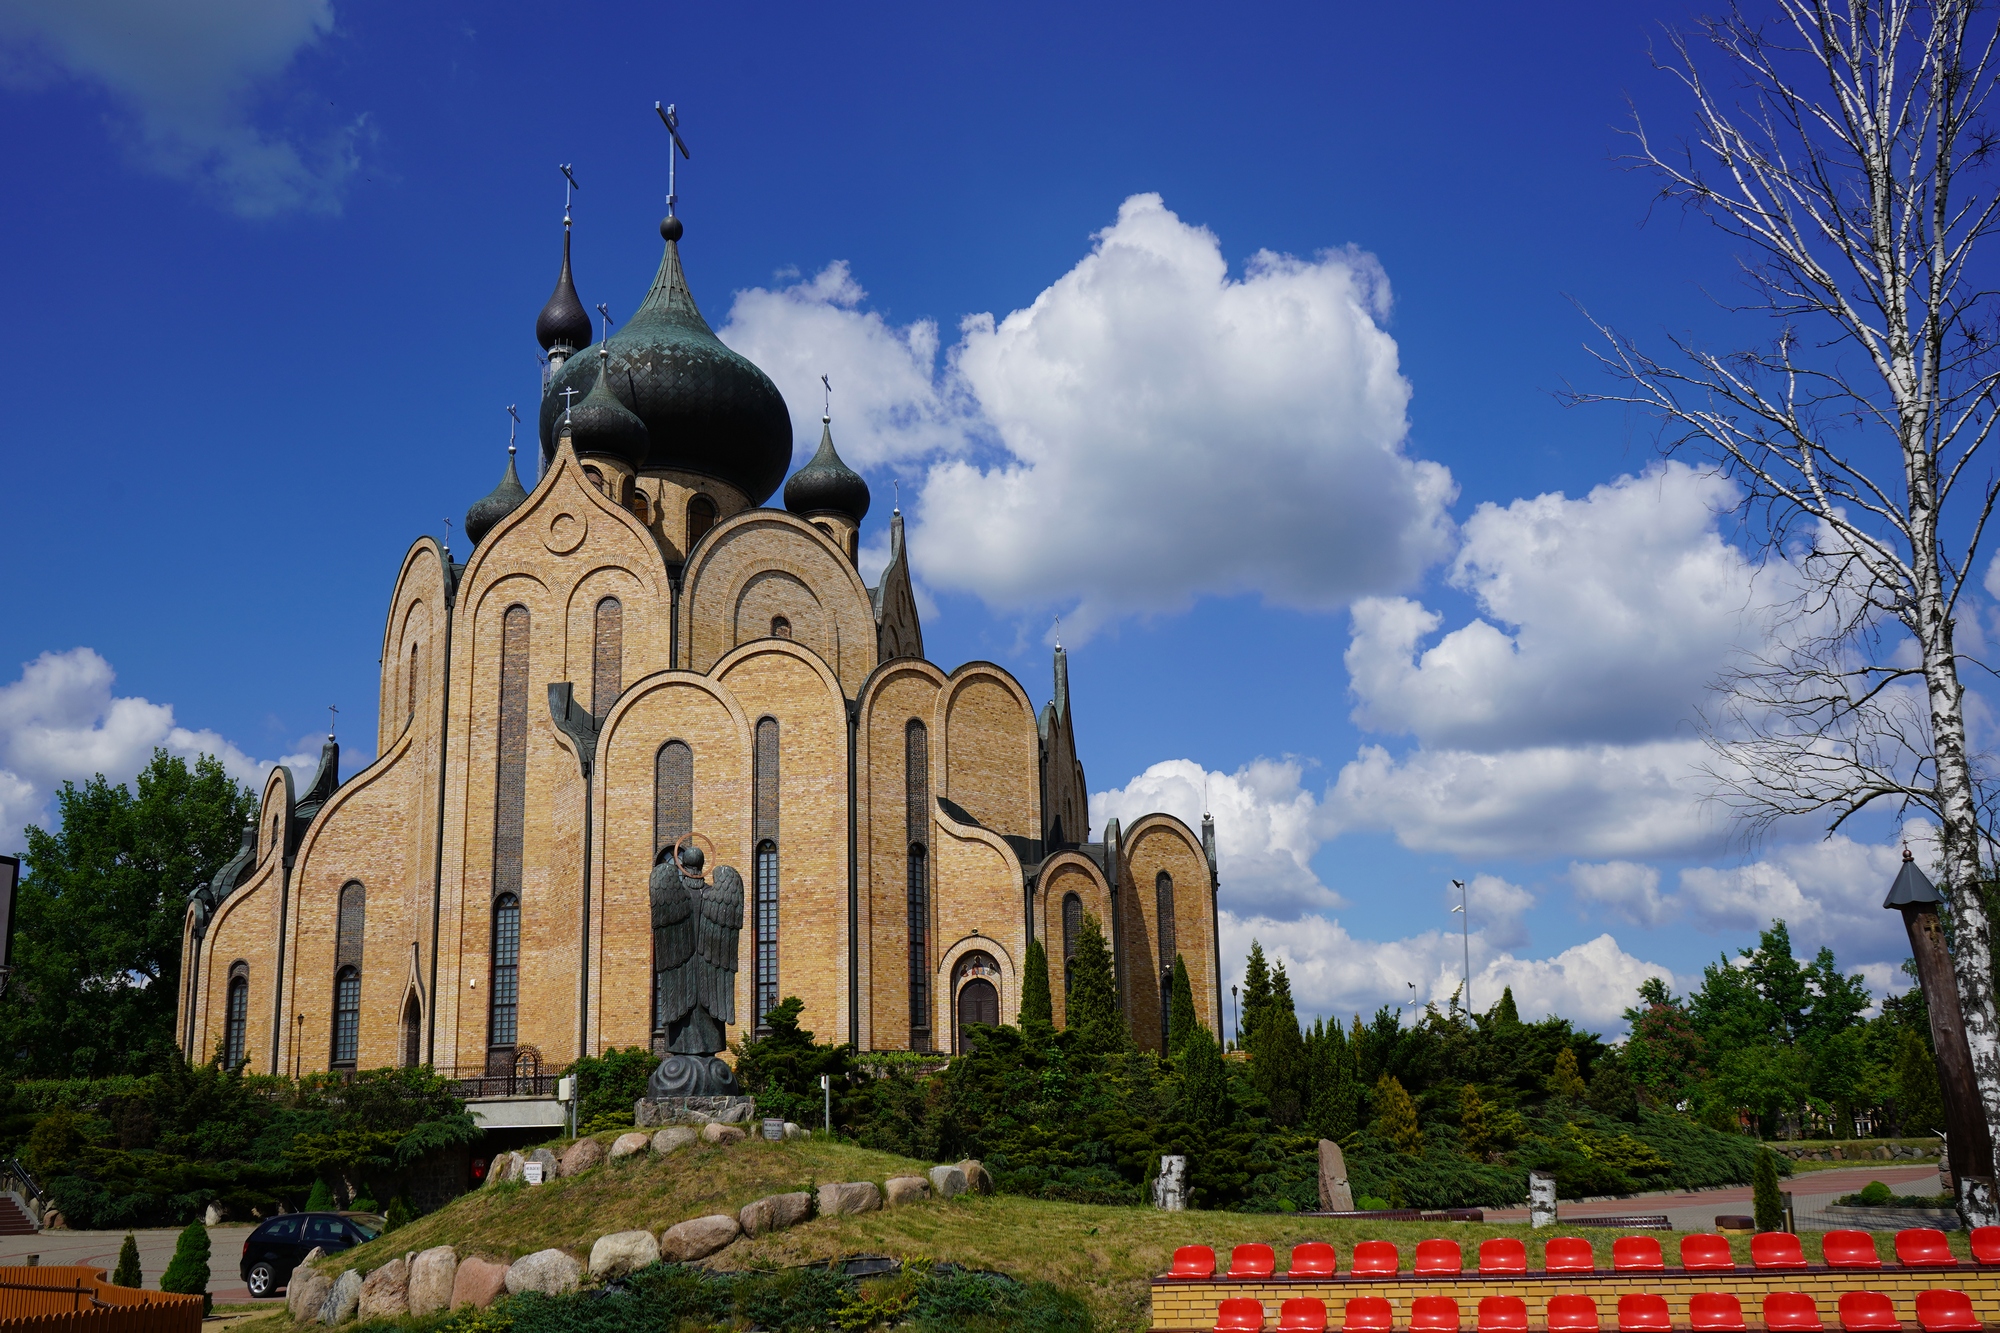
[953,951,1000,1053]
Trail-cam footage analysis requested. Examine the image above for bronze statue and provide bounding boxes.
[648,840,745,1097]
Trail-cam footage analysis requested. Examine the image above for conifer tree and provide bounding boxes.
[1372,1073,1423,1156]
[1168,954,1198,1054]
[1752,1148,1785,1232]
[1250,961,1307,1125]
[159,1221,210,1309]
[112,1233,141,1288]
[1304,1016,1363,1141]
[1066,912,1128,1053]
[1240,942,1273,1048]
[1492,986,1521,1027]
[305,1179,334,1212]
[1460,1085,1491,1157]
[1020,936,1054,1035]
[1176,1027,1229,1130]
[1548,1047,1588,1101]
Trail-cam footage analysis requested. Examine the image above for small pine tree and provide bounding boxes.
[1753,1148,1785,1233]
[1020,936,1054,1034]
[1240,942,1273,1048]
[1548,1047,1587,1101]
[384,1196,412,1232]
[1167,954,1198,1054]
[1372,1074,1423,1156]
[112,1233,141,1288]
[1176,1027,1229,1129]
[159,1221,211,1310]
[1066,912,1128,1054]
[1460,1085,1491,1158]
[1491,986,1521,1027]
[304,1178,335,1212]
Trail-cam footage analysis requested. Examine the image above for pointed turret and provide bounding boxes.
[536,214,592,377]
[785,415,871,524]
[466,444,529,547]
[568,345,650,467]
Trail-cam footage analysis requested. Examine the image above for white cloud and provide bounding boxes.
[1473,934,1677,1031]
[720,194,1456,640]
[0,0,356,216]
[1673,827,1930,964]
[0,648,302,853]
[1568,860,1671,928]
[1460,872,1535,949]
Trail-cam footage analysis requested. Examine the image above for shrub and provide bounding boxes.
[1860,1179,1894,1206]
[1752,1148,1784,1232]
[305,1179,334,1211]
[383,1195,412,1232]
[159,1220,210,1310]
[111,1233,141,1288]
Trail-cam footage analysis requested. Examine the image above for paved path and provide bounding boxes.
[0,1227,260,1303]
[1485,1162,1942,1230]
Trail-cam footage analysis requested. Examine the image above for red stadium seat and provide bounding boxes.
[1173,1246,1218,1279]
[1343,1297,1395,1332]
[1764,1293,1826,1331]
[1825,1231,1885,1270]
[1477,1298,1529,1333]
[1838,1292,1902,1332]
[1547,1295,1601,1332]
[1915,1291,1982,1333]
[1278,1299,1330,1333]
[1970,1227,2000,1266]
[1416,1241,1464,1276]
[1544,1238,1596,1274]
[1351,1242,1401,1277]
[1689,1294,1749,1332]
[1479,1239,1528,1275]
[1215,1297,1266,1332]
[1682,1234,1737,1271]
[1754,1233,1811,1270]
[1618,1294,1671,1332]
[1411,1297,1462,1332]
[1612,1237,1665,1272]
[1230,1245,1278,1279]
[1290,1243,1339,1278]
[1898,1230,1959,1268]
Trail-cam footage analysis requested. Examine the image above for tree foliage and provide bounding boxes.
[1020,938,1054,1035]
[1064,913,1126,1055]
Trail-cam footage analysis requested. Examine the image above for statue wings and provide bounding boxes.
[652,857,743,1026]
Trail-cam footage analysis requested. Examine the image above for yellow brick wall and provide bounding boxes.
[195,851,283,1071]
[682,512,879,698]
[1121,816,1216,1053]
[1035,854,1115,1031]
[937,669,1040,842]
[856,662,947,1052]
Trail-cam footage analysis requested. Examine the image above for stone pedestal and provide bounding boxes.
[1153,1155,1188,1211]
[1317,1140,1353,1212]
[635,1095,756,1127]
[1528,1170,1557,1228]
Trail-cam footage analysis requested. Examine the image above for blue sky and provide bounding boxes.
[0,0,1938,1035]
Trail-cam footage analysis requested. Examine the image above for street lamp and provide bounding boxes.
[1885,848,1997,1222]
[1451,879,1470,1013]
[1231,985,1239,1049]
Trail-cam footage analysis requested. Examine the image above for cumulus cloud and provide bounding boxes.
[1460,873,1535,950]
[0,648,308,854]
[1568,860,1672,928]
[0,0,357,216]
[720,194,1456,640]
[1673,828,1930,964]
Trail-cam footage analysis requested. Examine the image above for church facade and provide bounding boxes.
[176,202,1223,1080]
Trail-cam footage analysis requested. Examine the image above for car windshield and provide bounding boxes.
[347,1220,380,1240]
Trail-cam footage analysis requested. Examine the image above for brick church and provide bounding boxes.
[176,198,1223,1081]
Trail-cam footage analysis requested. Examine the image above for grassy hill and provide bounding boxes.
[256,1129,1971,1333]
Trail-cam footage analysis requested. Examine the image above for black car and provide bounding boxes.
[240,1211,383,1298]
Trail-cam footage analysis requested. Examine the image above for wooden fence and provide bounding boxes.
[0,1268,202,1333]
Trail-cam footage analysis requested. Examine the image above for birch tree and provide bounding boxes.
[1575,0,2000,1213]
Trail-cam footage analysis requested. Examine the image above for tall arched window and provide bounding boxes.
[753,716,780,1030]
[400,990,422,1068]
[592,597,622,720]
[1062,892,1083,999]
[331,967,361,1066]
[1157,871,1177,1050]
[407,642,419,727]
[489,893,520,1051]
[224,962,249,1069]
[654,740,693,857]
[687,494,717,548]
[906,719,931,1050]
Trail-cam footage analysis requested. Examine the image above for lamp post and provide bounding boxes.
[1451,878,1470,1013]
[1885,848,1999,1224]
[1231,985,1239,1050]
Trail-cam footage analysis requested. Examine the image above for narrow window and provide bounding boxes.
[490,893,520,1048]
[1157,870,1177,1051]
[592,597,622,720]
[770,616,791,640]
[653,739,694,1038]
[628,491,651,523]
[583,464,605,494]
[753,716,780,1029]
[687,494,717,548]
[407,642,419,727]
[906,720,931,1050]
[224,964,249,1069]
[400,991,422,1068]
[332,967,361,1066]
[1062,892,1083,999]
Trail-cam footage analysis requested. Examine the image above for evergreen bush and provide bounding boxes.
[1020,938,1053,1035]
[158,1220,209,1310]
[1752,1148,1784,1232]
[111,1233,141,1288]
[304,1179,334,1212]
[384,1195,412,1232]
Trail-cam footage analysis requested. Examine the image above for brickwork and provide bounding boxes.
[1149,1266,2000,1331]
[937,668,1040,841]
[1121,816,1215,1053]
[1035,853,1115,1031]
[683,512,878,697]
[856,662,947,1052]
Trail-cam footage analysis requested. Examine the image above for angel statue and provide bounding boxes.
[648,839,746,1098]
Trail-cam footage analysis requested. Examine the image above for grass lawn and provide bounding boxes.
[253,1132,1973,1333]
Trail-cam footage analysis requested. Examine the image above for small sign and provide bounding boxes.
[524,1162,544,1186]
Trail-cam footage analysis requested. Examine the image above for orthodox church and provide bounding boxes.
[176,195,1223,1081]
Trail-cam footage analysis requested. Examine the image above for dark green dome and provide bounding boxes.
[784,416,870,523]
[540,221,792,504]
[465,447,528,546]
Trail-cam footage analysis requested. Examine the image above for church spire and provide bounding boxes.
[536,167,592,382]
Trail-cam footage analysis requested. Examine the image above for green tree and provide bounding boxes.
[112,1234,141,1288]
[1167,954,1198,1054]
[1020,937,1054,1035]
[1460,1084,1492,1157]
[1894,1027,1946,1134]
[159,1220,210,1308]
[1372,1073,1423,1156]
[1175,1027,1229,1130]
[1587,1055,1639,1121]
[730,997,855,1125]
[1491,987,1521,1027]
[0,751,255,1077]
[304,1179,334,1211]
[1622,983,1709,1107]
[1239,942,1273,1049]
[1752,1148,1784,1233]
[1249,962,1307,1125]
[1304,1015,1364,1141]
[1547,1048,1587,1101]
[1065,912,1127,1054]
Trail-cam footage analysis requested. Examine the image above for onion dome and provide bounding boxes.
[541,216,792,502]
[567,345,650,466]
[784,415,871,523]
[536,219,592,354]
[465,445,529,546]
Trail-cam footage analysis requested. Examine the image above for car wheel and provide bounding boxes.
[246,1261,277,1298]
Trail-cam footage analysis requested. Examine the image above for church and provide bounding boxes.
[176,190,1224,1083]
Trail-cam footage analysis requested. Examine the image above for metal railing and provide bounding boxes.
[2,1161,45,1207]
[442,1063,569,1100]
